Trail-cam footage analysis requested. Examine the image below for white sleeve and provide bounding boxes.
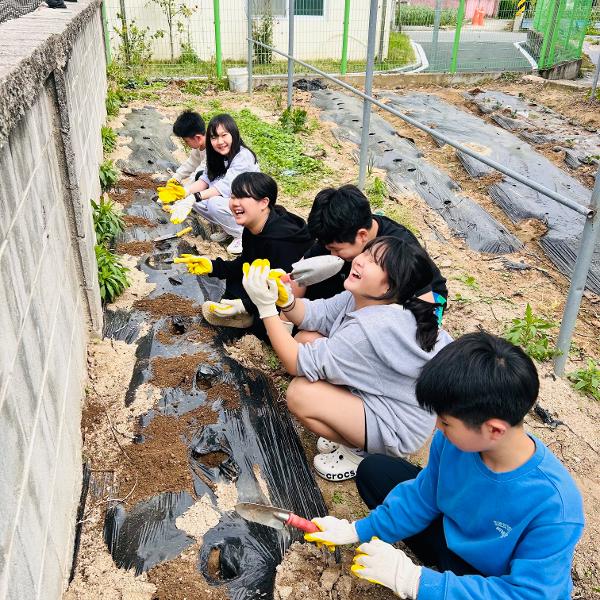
[175,148,206,182]
[212,147,259,198]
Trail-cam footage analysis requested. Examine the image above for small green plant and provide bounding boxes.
[114,12,162,67]
[279,107,308,133]
[95,244,130,303]
[99,160,120,191]
[265,347,281,371]
[331,491,345,504]
[365,177,388,209]
[106,90,123,117]
[101,126,118,154]
[455,274,479,289]
[453,292,472,304]
[179,42,200,64]
[92,195,125,246]
[253,8,273,65]
[504,304,558,361]
[568,359,600,401]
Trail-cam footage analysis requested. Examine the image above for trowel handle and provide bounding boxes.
[286,513,320,533]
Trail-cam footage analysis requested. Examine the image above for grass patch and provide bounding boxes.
[101,126,117,154]
[365,177,388,209]
[383,204,417,235]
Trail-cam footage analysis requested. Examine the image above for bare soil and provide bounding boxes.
[111,173,162,206]
[206,382,241,411]
[116,241,155,256]
[134,293,201,318]
[149,352,213,390]
[155,320,216,346]
[123,215,157,228]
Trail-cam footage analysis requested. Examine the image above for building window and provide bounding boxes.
[253,0,324,17]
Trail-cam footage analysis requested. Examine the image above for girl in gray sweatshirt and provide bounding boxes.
[241,236,452,481]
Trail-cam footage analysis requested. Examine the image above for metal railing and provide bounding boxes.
[247,0,600,376]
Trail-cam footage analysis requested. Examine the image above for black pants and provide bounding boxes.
[356,454,481,576]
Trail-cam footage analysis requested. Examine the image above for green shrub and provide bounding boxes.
[92,196,125,246]
[179,42,199,64]
[396,5,457,27]
[106,90,125,117]
[504,304,558,361]
[279,107,308,133]
[95,244,130,303]
[568,359,600,401]
[99,160,120,191]
[101,126,118,154]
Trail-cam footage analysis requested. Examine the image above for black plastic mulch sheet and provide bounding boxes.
[101,106,327,598]
[312,90,522,255]
[464,89,600,170]
[381,92,600,294]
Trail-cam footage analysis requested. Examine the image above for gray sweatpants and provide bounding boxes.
[193,196,243,239]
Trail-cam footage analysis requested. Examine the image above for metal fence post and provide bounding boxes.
[341,0,351,75]
[357,0,379,190]
[450,0,465,74]
[101,0,112,66]
[590,57,600,103]
[287,0,295,108]
[432,0,443,67]
[554,168,600,376]
[119,0,130,65]
[213,0,223,78]
[247,0,253,93]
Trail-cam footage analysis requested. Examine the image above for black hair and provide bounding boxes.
[416,331,539,428]
[308,185,373,245]
[205,113,256,181]
[363,236,439,352]
[173,110,206,138]
[231,172,278,208]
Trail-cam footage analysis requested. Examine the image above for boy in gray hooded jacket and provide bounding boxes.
[242,236,452,481]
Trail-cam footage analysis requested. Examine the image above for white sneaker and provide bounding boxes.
[210,231,229,243]
[313,445,364,482]
[316,437,340,454]
[227,237,243,255]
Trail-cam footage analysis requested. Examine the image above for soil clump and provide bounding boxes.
[134,293,201,317]
[111,174,161,206]
[206,382,241,410]
[116,241,155,256]
[155,320,216,346]
[123,215,157,228]
[150,352,213,390]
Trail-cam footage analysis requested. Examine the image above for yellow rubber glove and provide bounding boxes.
[351,538,421,599]
[173,255,213,276]
[157,180,187,204]
[208,299,247,317]
[303,516,359,552]
[268,269,294,309]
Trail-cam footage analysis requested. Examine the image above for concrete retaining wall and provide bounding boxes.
[0,1,104,598]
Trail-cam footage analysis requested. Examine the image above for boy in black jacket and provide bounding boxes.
[176,172,312,337]
[299,185,447,321]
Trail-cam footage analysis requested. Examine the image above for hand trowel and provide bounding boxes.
[235,502,319,533]
[153,226,192,242]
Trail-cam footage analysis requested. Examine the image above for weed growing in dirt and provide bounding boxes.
[99,160,120,191]
[365,177,388,209]
[331,491,345,504]
[453,292,472,304]
[279,107,308,133]
[101,126,118,154]
[384,204,417,235]
[203,107,328,196]
[95,245,130,303]
[92,196,125,246]
[106,90,125,117]
[568,359,600,402]
[265,347,281,371]
[455,274,479,289]
[504,304,558,361]
[182,78,228,95]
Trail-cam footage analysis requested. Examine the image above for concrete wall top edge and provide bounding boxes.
[0,0,102,152]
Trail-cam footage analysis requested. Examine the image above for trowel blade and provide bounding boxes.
[235,502,289,530]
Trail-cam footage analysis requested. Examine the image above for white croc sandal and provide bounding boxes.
[316,437,340,454]
[313,445,364,482]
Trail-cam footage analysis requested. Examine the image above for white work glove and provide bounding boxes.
[207,299,246,317]
[269,269,294,309]
[304,516,359,551]
[291,255,345,287]
[242,259,279,319]
[352,538,421,599]
[170,195,195,224]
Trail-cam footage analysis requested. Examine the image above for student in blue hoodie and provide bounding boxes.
[241,237,452,481]
[304,332,584,600]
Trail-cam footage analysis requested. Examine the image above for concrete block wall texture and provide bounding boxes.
[0,1,105,598]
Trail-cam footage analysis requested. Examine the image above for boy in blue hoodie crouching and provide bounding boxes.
[305,332,584,599]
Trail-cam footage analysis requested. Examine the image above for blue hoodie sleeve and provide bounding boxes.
[418,520,583,600]
[355,432,444,543]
